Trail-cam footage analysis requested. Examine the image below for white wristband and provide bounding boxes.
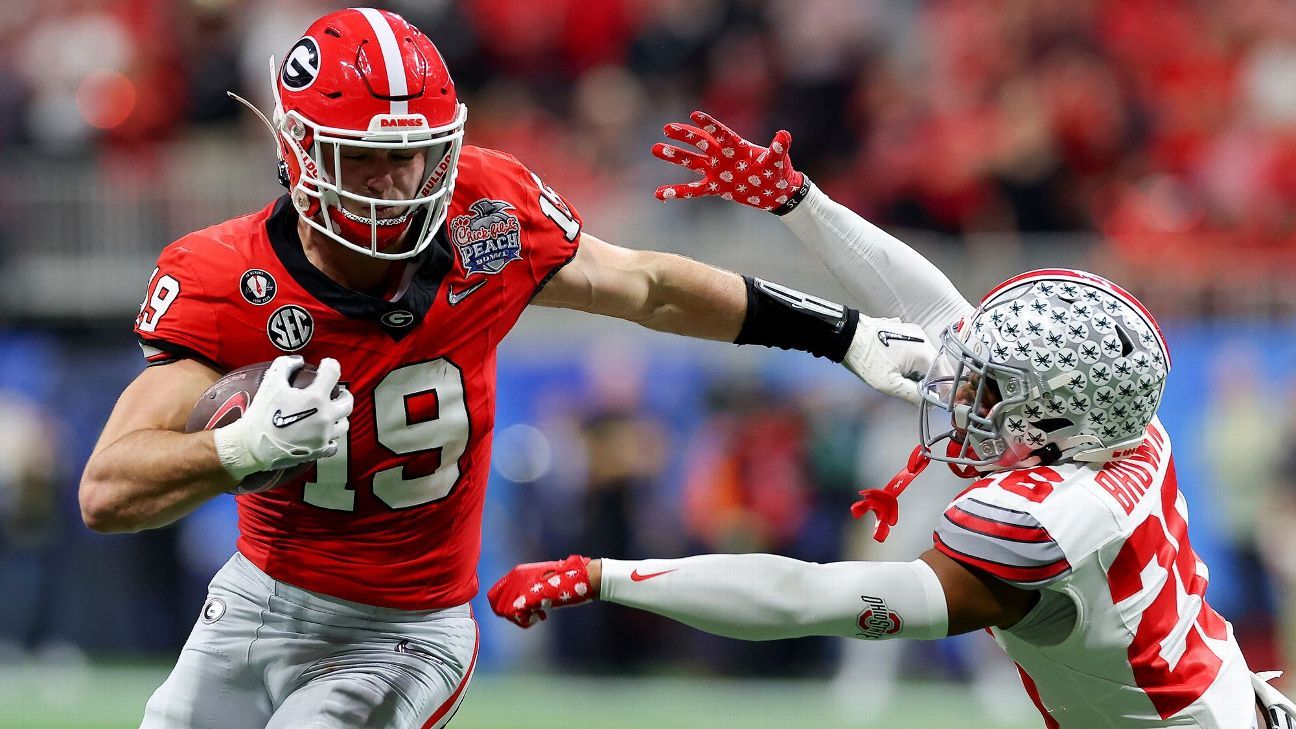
[212,419,261,481]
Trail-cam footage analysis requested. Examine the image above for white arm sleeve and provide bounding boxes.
[780,183,976,344]
[600,554,948,642]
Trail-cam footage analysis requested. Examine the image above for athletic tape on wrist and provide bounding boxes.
[212,421,261,482]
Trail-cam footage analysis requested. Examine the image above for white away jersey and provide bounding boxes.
[934,418,1253,728]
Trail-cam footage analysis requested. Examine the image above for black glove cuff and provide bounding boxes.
[771,175,813,216]
[735,276,858,362]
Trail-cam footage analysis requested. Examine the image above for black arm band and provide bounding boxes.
[772,175,813,216]
[735,276,859,362]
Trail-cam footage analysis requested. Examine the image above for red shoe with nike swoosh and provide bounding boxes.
[488,554,593,628]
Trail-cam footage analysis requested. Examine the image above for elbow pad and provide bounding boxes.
[601,555,948,642]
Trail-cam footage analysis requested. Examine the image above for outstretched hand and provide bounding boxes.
[487,555,595,628]
[652,111,806,212]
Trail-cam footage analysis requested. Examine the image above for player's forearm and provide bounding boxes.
[596,554,948,641]
[634,252,747,341]
[779,183,975,343]
[642,258,864,366]
[80,428,236,533]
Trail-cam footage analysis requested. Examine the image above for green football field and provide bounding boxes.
[0,662,1045,729]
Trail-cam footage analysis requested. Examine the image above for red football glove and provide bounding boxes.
[487,554,594,628]
[652,111,806,212]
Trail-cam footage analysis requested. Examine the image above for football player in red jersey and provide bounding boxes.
[489,113,1296,729]
[76,11,933,729]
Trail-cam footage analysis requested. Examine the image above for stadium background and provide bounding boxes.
[1,0,1295,726]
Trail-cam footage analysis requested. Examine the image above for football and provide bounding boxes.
[185,361,327,494]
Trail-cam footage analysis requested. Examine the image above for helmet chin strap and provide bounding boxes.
[847,436,1047,540]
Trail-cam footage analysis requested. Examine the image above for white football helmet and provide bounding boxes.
[920,269,1170,474]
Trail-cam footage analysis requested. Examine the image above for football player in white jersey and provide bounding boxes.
[488,112,1296,729]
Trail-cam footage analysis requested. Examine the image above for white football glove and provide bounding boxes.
[212,356,353,480]
[1254,671,1296,729]
[841,317,936,407]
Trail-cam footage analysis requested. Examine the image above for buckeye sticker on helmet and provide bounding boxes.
[282,37,321,91]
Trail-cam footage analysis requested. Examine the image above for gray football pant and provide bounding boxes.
[139,553,478,729]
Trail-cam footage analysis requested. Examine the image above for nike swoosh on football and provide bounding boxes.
[272,408,318,428]
[205,391,250,430]
[447,280,488,306]
[877,331,925,347]
[629,568,678,582]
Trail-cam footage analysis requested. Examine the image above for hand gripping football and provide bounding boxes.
[186,362,333,494]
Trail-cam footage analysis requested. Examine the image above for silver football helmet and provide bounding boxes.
[920,269,1170,474]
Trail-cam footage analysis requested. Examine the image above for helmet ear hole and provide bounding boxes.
[1031,418,1073,434]
[999,375,1025,398]
[1033,443,1063,466]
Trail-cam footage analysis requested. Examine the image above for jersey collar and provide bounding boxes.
[266,196,452,340]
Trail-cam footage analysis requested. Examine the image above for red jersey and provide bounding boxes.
[134,146,581,609]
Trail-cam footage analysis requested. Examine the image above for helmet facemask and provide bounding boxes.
[920,326,1052,474]
[273,94,466,260]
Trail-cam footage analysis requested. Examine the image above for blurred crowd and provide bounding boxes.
[1,0,1295,311]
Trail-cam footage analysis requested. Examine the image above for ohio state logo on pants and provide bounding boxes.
[856,595,903,639]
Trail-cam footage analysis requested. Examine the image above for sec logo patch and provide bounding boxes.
[267,304,314,351]
[240,269,277,305]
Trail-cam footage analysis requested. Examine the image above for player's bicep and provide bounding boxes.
[919,548,1038,634]
[531,232,652,317]
[92,359,223,457]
